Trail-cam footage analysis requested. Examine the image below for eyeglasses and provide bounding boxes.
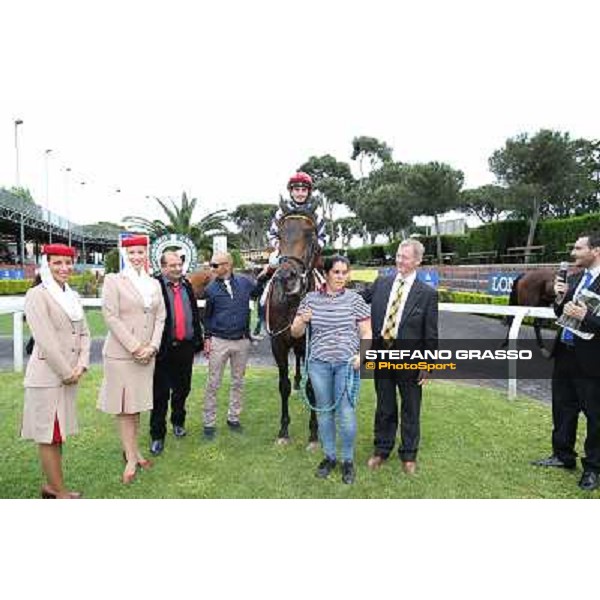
[210,262,226,268]
[290,184,309,190]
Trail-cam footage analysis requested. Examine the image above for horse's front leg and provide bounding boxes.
[305,376,319,451]
[277,362,292,443]
[293,351,302,390]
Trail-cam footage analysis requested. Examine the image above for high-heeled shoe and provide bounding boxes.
[41,485,83,499]
[41,486,56,499]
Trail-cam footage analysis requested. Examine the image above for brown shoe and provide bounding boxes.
[367,455,386,470]
[402,461,417,475]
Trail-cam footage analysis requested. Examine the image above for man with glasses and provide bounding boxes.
[201,252,266,439]
[361,239,438,476]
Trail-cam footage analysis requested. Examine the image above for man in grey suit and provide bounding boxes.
[361,239,438,475]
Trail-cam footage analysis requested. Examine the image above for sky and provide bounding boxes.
[1,0,599,229]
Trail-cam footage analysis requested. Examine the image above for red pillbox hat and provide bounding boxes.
[121,235,149,247]
[42,244,76,258]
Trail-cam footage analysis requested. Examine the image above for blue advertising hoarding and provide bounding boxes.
[0,269,24,280]
[487,272,517,295]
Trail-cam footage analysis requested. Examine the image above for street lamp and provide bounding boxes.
[79,182,86,259]
[44,149,53,242]
[14,119,23,188]
[63,167,72,245]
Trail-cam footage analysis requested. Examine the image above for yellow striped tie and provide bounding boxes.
[382,280,404,346]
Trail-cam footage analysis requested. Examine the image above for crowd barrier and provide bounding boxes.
[0,297,556,400]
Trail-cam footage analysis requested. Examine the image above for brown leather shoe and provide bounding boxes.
[402,461,417,475]
[367,455,386,470]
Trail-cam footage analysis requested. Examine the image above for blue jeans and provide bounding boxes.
[308,359,360,462]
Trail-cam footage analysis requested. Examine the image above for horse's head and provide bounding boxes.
[187,268,215,299]
[271,258,307,302]
[278,214,317,270]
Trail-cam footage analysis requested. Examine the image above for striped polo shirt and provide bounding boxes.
[298,288,371,363]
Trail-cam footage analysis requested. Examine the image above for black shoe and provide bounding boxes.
[316,457,337,479]
[578,471,600,491]
[173,425,187,438]
[203,426,216,441]
[226,420,243,433]
[530,455,576,470]
[150,439,164,456]
[341,461,355,485]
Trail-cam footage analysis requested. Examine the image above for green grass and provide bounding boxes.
[0,309,108,337]
[350,268,378,283]
[0,367,593,498]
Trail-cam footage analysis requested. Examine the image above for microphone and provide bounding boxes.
[558,261,569,283]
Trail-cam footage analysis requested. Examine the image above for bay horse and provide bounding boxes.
[266,209,320,446]
[502,268,557,357]
[188,268,214,300]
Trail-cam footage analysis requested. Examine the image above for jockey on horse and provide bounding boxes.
[260,172,327,315]
[267,171,327,271]
[263,171,325,444]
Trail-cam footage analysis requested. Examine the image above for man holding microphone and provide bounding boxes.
[532,232,600,492]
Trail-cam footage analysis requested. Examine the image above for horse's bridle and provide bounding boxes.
[266,257,314,337]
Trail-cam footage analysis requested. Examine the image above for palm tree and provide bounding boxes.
[123,192,228,257]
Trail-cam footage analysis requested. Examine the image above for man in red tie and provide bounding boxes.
[150,251,203,455]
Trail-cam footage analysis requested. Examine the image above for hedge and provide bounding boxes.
[345,212,600,263]
[537,213,600,259]
[0,280,32,295]
[437,288,508,306]
[0,271,99,296]
[418,234,471,258]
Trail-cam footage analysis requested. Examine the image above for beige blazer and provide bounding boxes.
[101,273,166,359]
[24,285,91,387]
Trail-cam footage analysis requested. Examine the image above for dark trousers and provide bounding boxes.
[150,341,195,440]
[373,371,422,462]
[552,345,600,472]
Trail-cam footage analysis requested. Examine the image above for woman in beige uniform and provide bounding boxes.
[22,243,90,499]
[98,235,166,484]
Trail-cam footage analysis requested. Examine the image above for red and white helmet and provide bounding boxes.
[287,171,313,191]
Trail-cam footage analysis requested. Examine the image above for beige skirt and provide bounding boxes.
[21,385,79,444]
[98,357,155,414]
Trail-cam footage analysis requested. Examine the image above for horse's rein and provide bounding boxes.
[267,215,318,337]
[265,260,315,338]
[264,279,293,338]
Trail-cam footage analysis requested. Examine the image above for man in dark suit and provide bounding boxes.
[150,251,203,455]
[362,239,438,475]
[532,232,600,491]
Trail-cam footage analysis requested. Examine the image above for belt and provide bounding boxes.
[171,339,193,348]
[215,333,247,341]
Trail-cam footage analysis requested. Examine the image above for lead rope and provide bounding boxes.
[298,322,361,413]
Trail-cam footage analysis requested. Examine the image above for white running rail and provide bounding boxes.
[0,297,556,400]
